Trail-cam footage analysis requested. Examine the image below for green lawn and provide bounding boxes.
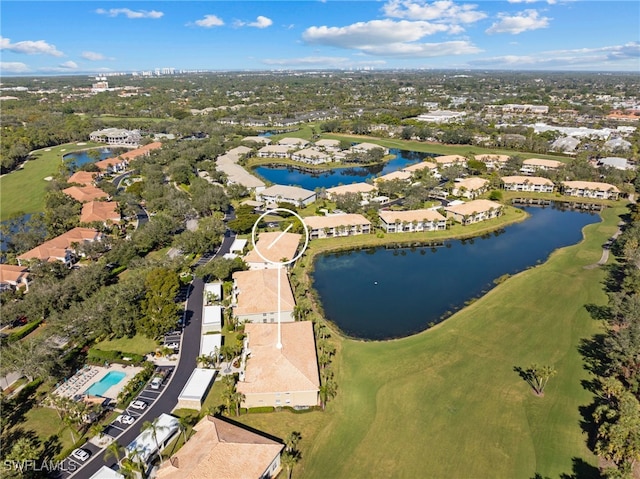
[0,141,102,220]
[93,334,159,356]
[243,204,625,479]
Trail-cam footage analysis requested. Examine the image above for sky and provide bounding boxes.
[1,0,639,75]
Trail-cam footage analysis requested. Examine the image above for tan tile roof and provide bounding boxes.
[501,175,554,186]
[444,199,502,216]
[237,322,320,395]
[522,158,563,168]
[434,154,467,164]
[453,178,489,190]
[375,171,411,183]
[233,269,296,316]
[304,214,371,229]
[67,171,97,186]
[96,142,162,170]
[243,232,301,265]
[402,161,437,172]
[326,183,376,196]
[156,416,283,479]
[379,209,445,223]
[561,181,620,192]
[80,201,121,223]
[95,157,126,171]
[0,264,29,284]
[474,154,511,163]
[63,185,107,202]
[17,227,100,262]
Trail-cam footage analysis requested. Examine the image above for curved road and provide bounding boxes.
[70,226,236,477]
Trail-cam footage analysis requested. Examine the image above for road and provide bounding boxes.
[66,215,235,477]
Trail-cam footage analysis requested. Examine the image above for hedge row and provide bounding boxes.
[87,348,144,365]
[7,320,43,342]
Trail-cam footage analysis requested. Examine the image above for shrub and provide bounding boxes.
[7,320,42,342]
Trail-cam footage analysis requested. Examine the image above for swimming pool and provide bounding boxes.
[85,371,126,397]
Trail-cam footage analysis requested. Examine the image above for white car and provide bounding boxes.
[71,448,90,462]
[115,414,135,425]
[165,342,179,350]
[150,377,163,390]
[130,400,147,410]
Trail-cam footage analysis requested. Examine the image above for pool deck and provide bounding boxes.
[53,364,142,401]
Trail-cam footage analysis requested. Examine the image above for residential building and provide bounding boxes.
[277,137,309,148]
[415,110,467,123]
[501,176,555,193]
[550,136,580,153]
[67,171,98,186]
[374,171,412,184]
[257,145,293,159]
[95,157,129,174]
[604,137,632,151]
[433,155,467,168]
[350,142,389,155]
[597,156,634,170]
[520,158,564,175]
[402,161,438,174]
[561,181,620,200]
[244,232,302,269]
[237,321,319,408]
[256,185,316,207]
[242,135,271,145]
[444,200,503,225]
[80,201,121,224]
[200,334,222,360]
[156,415,283,479]
[304,214,371,239]
[232,269,295,324]
[326,182,376,200]
[176,369,216,411]
[451,178,489,199]
[63,185,108,203]
[125,413,179,464]
[17,227,102,266]
[216,155,266,192]
[378,209,446,233]
[0,264,30,291]
[314,138,341,151]
[474,154,511,169]
[89,128,141,147]
[290,148,332,165]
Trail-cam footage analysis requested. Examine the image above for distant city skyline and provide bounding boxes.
[1,0,639,76]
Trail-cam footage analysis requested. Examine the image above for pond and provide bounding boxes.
[252,148,434,190]
[311,205,600,340]
[62,148,114,169]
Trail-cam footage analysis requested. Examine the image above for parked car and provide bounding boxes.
[150,377,163,390]
[165,342,179,350]
[130,400,147,410]
[71,448,91,462]
[115,414,135,425]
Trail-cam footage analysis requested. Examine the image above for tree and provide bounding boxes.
[281,431,302,479]
[281,451,299,479]
[334,192,362,213]
[517,364,557,396]
[142,418,169,467]
[140,267,181,339]
[104,441,124,466]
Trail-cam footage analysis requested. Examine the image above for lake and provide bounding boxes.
[311,205,600,340]
[62,148,114,169]
[252,148,434,190]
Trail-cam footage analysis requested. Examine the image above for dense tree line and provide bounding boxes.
[583,187,640,478]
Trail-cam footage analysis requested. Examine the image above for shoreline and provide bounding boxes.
[245,154,397,172]
[293,204,532,341]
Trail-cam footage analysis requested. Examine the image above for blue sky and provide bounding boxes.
[1,1,639,75]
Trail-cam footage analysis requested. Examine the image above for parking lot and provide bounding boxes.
[55,366,175,479]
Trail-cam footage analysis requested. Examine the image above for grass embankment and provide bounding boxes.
[0,142,102,221]
[93,334,158,356]
[238,204,625,479]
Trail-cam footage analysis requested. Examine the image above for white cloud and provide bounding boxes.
[193,15,225,28]
[0,36,63,56]
[0,62,31,73]
[383,0,487,24]
[304,19,453,48]
[507,0,557,4]
[469,41,640,69]
[81,51,107,61]
[236,15,273,28]
[60,60,79,69]
[303,19,480,58]
[96,8,163,19]
[486,9,550,34]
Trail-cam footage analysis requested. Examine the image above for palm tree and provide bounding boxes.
[104,441,124,466]
[142,418,168,467]
[178,415,193,444]
[281,450,299,479]
[231,390,245,416]
[319,375,338,411]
